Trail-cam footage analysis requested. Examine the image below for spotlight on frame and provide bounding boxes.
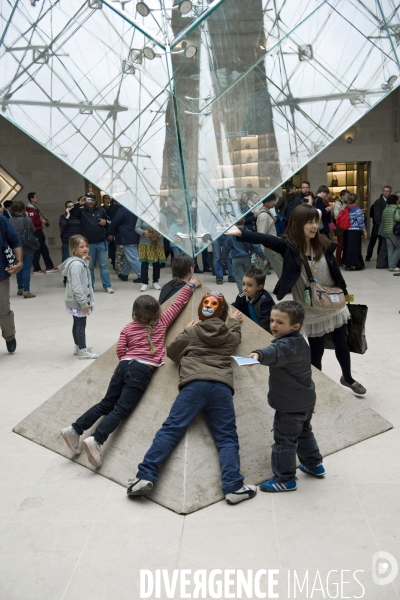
[381,75,398,90]
[136,0,192,17]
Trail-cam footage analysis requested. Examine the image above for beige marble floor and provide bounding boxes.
[1,248,399,600]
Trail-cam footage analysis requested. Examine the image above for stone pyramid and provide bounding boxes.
[13,287,391,514]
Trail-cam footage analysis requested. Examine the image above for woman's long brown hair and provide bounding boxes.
[285,204,330,262]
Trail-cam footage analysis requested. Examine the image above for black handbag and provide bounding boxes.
[324,303,368,354]
[393,222,400,235]
[20,217,40,251]
[0,217,16,267]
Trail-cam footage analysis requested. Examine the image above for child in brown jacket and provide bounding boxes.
[127,291,257,505]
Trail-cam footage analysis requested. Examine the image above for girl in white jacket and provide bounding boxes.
[59,235,99,359]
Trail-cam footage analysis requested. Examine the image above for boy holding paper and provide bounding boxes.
[248,301,324,493]
[127,291,257,505]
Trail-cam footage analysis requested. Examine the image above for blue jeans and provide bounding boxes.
[272,409,322,483]
[212,238,234,281]
[137,380,244,494]
[17,253,34,292]
[231,256,252,293]
[73,361,153,444]
[170,245,180,257]
[120,244,141,277]
[61,242,69,263]
[386,234,400,268]
[89,241,111,289]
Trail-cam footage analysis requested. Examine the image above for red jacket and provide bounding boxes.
[26,203,42,231]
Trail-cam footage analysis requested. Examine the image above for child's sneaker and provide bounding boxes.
[260,478,297,493]
[299,463,326,477]
[78,348,100,360]
[225,484,257,505]
[127,478,153,496]
[82,436,102,467]
[60,426,81,455]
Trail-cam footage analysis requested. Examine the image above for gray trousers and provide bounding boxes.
[0,278,15,341]
[264,247,284,279]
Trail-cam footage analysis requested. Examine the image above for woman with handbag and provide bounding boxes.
[9,201,38,298]
[381,194,400,272]
[225,203,366,395]
[343,194,367,271]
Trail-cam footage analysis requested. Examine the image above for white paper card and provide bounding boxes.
[231,356,260,366]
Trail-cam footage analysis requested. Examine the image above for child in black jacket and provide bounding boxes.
[231,268,274,333]
[248,301,324,493]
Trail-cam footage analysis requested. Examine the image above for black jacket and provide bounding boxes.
[315,196,332,236]
[283,195,302,223]
[70,203,108,244]
[254,330,316,412]
[59,214,81,243]
[239,230,348,299]
[372,196,387,227]
[232,289,274,333]
[107,205,139,245]
[159,280,186,304]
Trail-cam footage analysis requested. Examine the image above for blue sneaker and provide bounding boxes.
[299,463,326,477]
[260,478,297,493]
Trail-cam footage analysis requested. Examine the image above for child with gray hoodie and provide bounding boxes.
[59,235,99,360]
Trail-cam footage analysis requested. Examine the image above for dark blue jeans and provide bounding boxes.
[137,380,244,494]
[272,409,322,483]
[73,361,153,444]
[16,253,34,292]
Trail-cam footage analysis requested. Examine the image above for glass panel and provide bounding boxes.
[173,0,400,252]
[1,0,400,255]
[0,0,193,247]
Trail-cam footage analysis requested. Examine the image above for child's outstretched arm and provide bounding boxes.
[249,340,293,367]
[160,278,202,328]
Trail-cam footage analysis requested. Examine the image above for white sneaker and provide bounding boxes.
[74,345,92,355]
[105,287,114,293]
[140,284,149,292]
[226,484,257,505]
[126,478,153,496]
[60,425,81,455]
[78,348,100,360]
[82,436,102,467]
[152,282,161,290]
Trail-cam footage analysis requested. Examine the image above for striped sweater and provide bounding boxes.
[116,284,194,366]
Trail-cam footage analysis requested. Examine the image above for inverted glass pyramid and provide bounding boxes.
[1,0,399,255]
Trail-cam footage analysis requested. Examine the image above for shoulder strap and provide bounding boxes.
[300,255,316,283]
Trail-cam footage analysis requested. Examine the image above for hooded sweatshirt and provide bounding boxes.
[166,317,241,392]
[59,256,94,310]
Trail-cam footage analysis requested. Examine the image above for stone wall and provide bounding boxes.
[306,89,400,225]
[0,116,84,254]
